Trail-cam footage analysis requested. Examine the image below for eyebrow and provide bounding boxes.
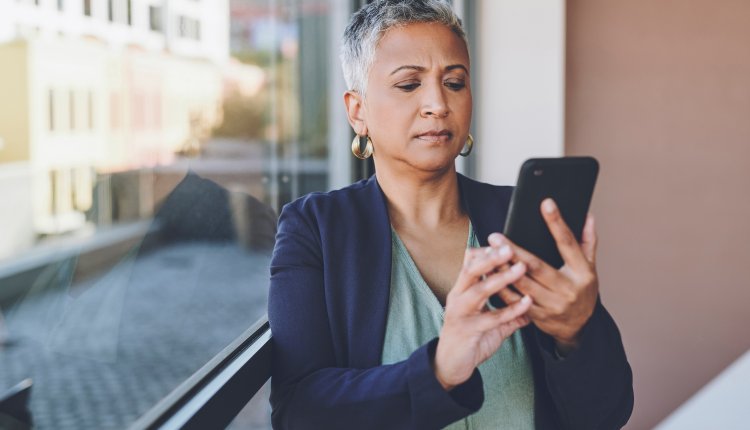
[389,64,469,75]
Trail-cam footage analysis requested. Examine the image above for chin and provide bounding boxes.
[407,152,459,173]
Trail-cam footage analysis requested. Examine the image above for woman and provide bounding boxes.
[268,1,633,429]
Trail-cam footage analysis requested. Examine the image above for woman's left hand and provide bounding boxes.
[490,198,599,355]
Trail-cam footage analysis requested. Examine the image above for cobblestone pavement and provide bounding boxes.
[0,243,272,429]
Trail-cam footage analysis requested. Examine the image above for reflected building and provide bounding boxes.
[0,0,257,259]
[0,1,338,428]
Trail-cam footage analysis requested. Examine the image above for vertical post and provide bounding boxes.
[327,0,354,189]
[267,0,280,212]
[475,0,565,186]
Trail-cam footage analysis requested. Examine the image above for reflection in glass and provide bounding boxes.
[1,169,277,429]
[227,381,272,430]
[0,0,332,428]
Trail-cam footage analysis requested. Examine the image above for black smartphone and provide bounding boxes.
[503,156,599,269]
[487,157,599,309]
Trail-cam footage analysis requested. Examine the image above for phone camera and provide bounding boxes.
[533,169,543,176]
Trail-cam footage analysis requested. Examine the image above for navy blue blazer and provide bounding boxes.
[268,174,633,429]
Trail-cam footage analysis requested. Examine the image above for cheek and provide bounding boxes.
[367,96,415,136]
[455,91,473,120]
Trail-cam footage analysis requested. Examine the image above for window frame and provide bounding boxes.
[130,316,272,430]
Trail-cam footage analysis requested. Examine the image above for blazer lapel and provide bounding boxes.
[457,173,513,246]
[343,175,393,368]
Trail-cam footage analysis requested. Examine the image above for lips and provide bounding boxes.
[416,129,452,142]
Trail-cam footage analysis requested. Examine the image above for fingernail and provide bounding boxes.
[511,262,524,273]
[521,295,531,304]
[498,245,511,257]
[542,199,556,213]
[543,199,556,214]
[488,233,504,245]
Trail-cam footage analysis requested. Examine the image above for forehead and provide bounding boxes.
[372,22,470,72]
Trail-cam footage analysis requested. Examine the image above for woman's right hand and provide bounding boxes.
[433,244,532,390]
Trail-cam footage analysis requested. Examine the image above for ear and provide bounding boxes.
[344,91,367,136]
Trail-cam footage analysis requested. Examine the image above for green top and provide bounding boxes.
[382,223,535,429]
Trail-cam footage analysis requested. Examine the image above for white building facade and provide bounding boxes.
[0,0,231,245]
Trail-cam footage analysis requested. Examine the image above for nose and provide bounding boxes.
[420,81,449,118]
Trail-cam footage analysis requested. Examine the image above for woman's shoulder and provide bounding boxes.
[457,174,514,202]
[280,176,382,225]
[279,174,514,229]
[275,177,388,253]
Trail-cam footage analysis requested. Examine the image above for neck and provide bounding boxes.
[375,161,465,230]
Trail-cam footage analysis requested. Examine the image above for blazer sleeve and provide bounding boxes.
[535,299,634,429]
[268,203,484,430]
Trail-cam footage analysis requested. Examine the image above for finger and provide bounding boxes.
[454,245,514,293]
[493,314,531,339]
[513,274,559,307]
[474,295,532,331]
[487,232,506,248]
[525,305,544,321]
[489,233,564,288]
[487,263,523,309]
[494,283,553,324]
[540,198,589,271]
[490,263,524,306]
[462,262,526,311]
[495,282,523,305]
[462,245,479,265]
[581,212,597,265]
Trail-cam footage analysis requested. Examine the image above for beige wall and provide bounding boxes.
[565,1,750,428]
[0,41,30,163]
[29,37,110,169]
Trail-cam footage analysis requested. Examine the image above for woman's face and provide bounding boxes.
[346,22,472,174]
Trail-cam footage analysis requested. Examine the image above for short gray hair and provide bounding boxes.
[340,0,468,96]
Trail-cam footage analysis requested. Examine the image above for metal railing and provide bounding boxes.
[131,317,272,430]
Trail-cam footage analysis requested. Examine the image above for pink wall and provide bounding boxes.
[565,1,750,428]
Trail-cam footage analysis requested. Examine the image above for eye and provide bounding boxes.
[444,80,466,91]
[396,83,420,92]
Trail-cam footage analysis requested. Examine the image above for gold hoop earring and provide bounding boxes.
[459,134,474,157]
[351,135,374,159]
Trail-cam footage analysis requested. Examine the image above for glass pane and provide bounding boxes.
[0,0,333,428]
[226,380,272,430]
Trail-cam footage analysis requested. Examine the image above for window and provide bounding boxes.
[178,16,201,41]
[57,0,64,12]
[69,89,75,130]
[0,1,347,428]
[87,91,94,129]
[48,89,55,131]
[109,92,120,129]
[149,5,163,33]
[49,170,57,214]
